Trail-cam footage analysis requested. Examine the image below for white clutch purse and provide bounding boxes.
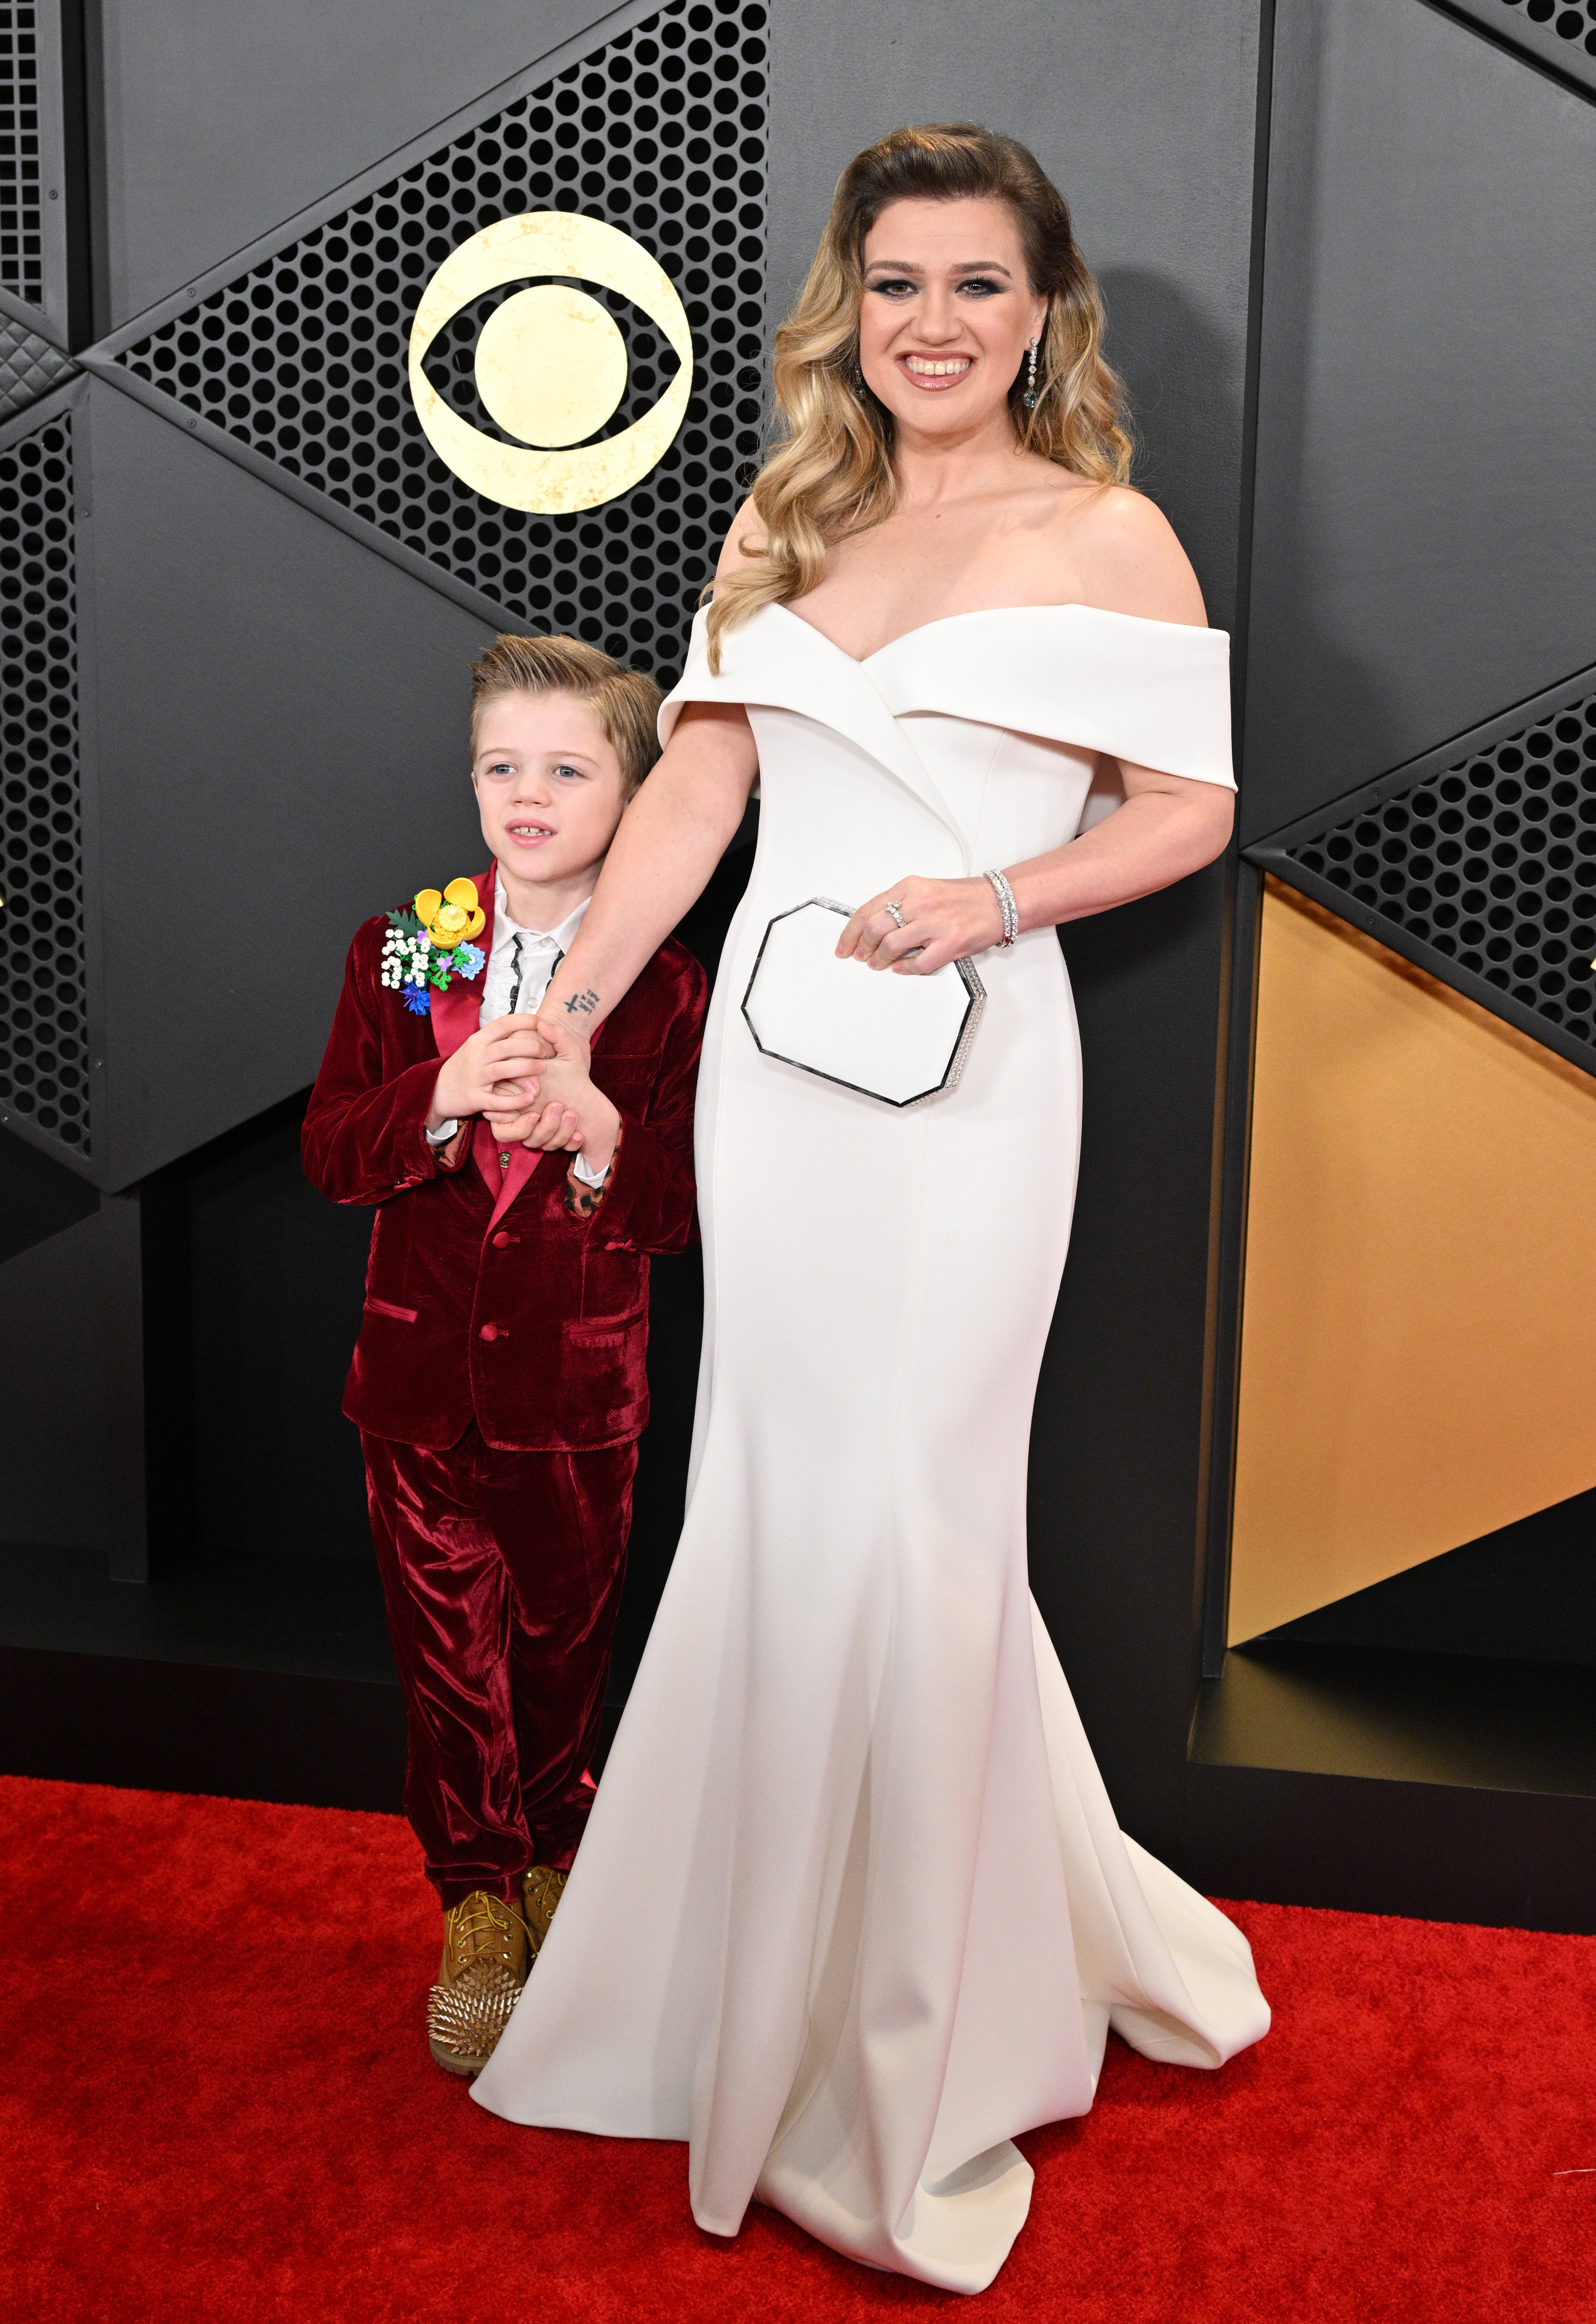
[740,898,985,1108]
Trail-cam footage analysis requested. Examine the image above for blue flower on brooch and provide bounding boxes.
[453,940,486,980]
[401,985,432,1015]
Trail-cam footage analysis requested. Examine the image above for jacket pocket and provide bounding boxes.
[563,1297,647,1347]
[364,1296,419,1324]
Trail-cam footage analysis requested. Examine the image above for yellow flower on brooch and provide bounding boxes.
[414,877,486,949]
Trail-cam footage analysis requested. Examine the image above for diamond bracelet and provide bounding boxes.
[982,867,1019,948]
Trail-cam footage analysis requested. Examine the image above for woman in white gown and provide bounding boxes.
[473,123,1269,2293]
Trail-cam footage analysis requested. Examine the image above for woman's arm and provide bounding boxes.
[839,487,1235,973]
[1019,761,1235,924]
[539,700,758,1033]
[540,505,765,1033]
[840,768,1233,974]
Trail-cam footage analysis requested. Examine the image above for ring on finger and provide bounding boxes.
[884,900,906,930]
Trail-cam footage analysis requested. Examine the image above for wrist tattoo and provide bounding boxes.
[564,987,600,1019]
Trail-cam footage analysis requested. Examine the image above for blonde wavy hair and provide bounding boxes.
[705,122,1131,671]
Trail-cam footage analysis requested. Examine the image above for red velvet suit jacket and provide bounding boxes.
[302,871,708,1453]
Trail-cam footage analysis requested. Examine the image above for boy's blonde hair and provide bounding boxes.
[468,634,663,799]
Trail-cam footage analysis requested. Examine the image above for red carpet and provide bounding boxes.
[3,1774,1593,2321]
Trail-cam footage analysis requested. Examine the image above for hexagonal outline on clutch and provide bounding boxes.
[740,896,987,1109]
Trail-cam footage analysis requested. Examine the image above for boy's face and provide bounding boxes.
[471,689,629,899]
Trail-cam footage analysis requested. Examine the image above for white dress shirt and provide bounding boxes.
[427,882,608,1184]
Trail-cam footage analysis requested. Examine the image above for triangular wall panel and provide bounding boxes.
[96,0,632,327]
[1229,879,1596,1644]
[1242,0,1596,843]
[97,0,768,685]
[79,375,496,1189]
[1248,666,1596,1077]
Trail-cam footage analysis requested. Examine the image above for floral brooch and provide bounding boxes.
[381,879,488,1016]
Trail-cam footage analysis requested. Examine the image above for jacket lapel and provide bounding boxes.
[427,865,498,1201]
[484,1135,538,1231]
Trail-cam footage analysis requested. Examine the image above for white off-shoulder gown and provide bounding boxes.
[473,603,1269,2294]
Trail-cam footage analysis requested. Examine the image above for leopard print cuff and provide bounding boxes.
[563,1120,622,1220]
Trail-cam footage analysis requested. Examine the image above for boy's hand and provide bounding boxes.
[483,1097,585,1152]
[427,1017,551,1131]
[484,1017,620,1173]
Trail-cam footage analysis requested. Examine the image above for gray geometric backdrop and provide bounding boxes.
[2,0,769,1189]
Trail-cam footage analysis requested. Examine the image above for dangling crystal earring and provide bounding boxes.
[1023,336,1039,410]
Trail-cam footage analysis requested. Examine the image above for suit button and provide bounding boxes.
[479,1324,499,1342]
[492,1231,510,1248]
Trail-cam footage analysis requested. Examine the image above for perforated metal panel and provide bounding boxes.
[112,0,768,683]
[1251,676,1596,1075]
[0,394,87,1157]
[0,3,42,311]
[1455,0,1596,89]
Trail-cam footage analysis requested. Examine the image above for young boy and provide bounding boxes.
[303,635,708,2076]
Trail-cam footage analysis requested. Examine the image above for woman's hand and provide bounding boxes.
[836,875,1007,975]
[427,1017,551,1130]
[483,1016,621,1172]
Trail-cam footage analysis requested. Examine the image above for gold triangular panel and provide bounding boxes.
[1229,878,1596,1644]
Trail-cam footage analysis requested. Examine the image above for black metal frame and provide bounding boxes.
[1196,0,1279,1685]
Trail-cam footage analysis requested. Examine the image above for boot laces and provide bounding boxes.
[445,1891,526,1978]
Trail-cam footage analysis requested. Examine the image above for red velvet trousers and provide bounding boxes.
[362,1425,636,1909]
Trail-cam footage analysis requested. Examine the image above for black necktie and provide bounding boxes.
[506,936,563,1019]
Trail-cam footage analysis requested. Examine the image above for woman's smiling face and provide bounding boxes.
[857,196,1047,443]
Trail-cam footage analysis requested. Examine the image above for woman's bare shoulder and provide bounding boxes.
[1048,483,1208,628]
[715,496,768,579]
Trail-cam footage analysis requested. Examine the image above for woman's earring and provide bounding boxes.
[1023,337,1039,410]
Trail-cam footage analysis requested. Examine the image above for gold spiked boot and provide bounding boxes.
[426,1890,531,2077]
[521,1863,569,1956]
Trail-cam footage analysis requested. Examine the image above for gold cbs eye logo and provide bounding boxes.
[408,212,693,515]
